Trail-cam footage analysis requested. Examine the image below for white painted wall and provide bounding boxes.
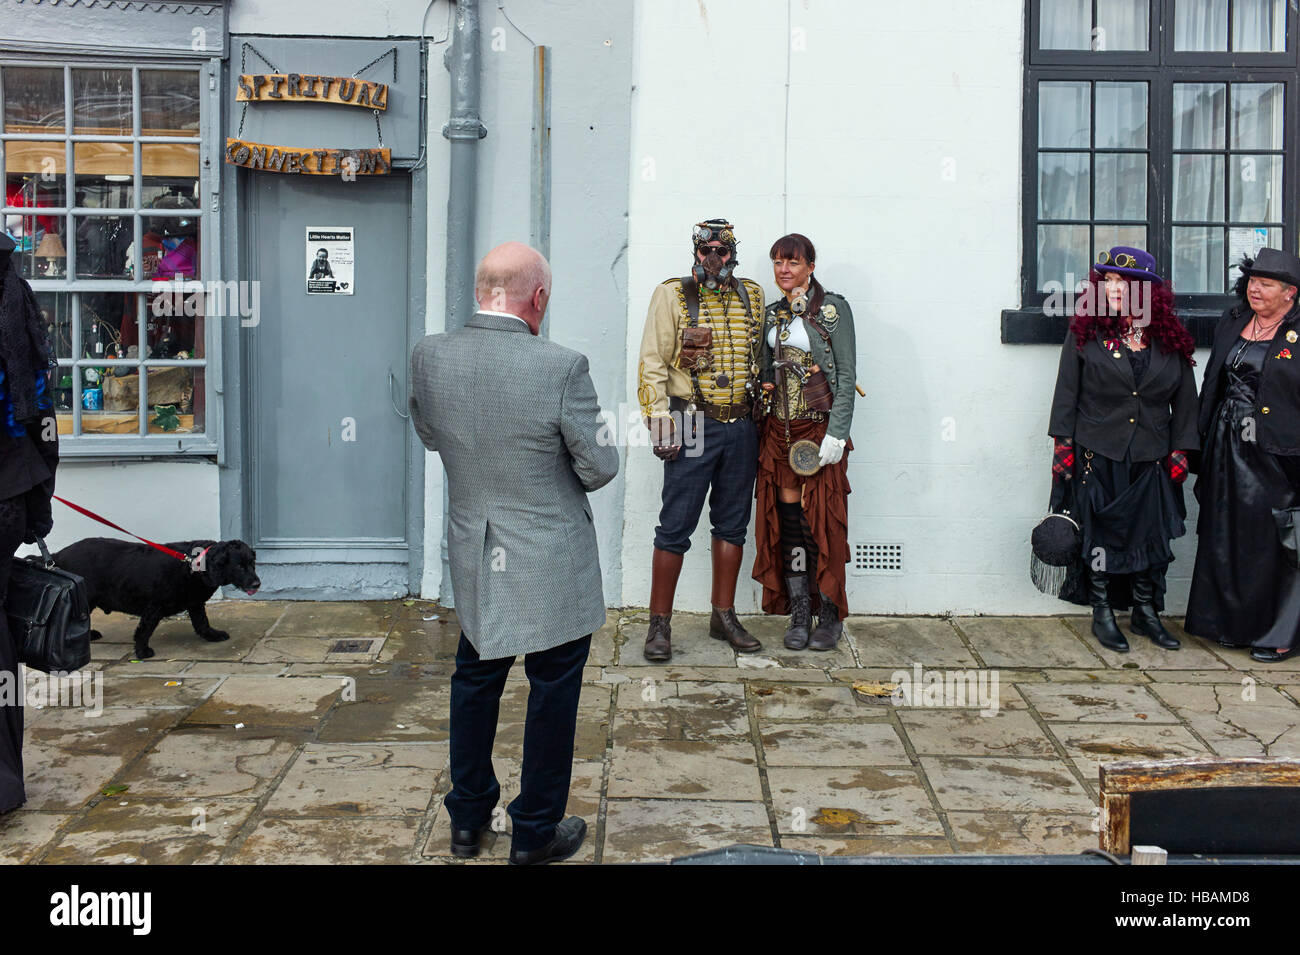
[17,460,220,559]
[622,0,1207,614]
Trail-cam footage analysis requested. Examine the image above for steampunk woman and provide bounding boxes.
[1185,248,1300,663]
[752,234,856,650]
[1048,246,1198,653]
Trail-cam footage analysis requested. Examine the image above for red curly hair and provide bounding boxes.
[1070,267,1196,364]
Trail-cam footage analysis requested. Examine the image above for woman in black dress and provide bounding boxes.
[0,232,59,813]
[1186,248,1300,662]
[1049,246,1199,653]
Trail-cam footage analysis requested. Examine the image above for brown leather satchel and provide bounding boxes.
[802,366,833,412]
[676,326,713,372]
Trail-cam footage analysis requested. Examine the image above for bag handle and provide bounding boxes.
[36,536,53,569]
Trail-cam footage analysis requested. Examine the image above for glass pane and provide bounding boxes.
[1230,154,1283,221]
[1039,153,1090,220]
[74,214,131,278]
[73,69,132,136]
[1096,82,1148,147]
[1175,0,1228,50]
[144,365,202,435]
[1038,224,1090,290]
[1172,226,1225,292]
[1094,225,1148,260]
[1173,154,1225,221]
[140,70,200,137]
[33,292,72,365]
[1096,0,1149,50]
[2,67,64,132]
[73,142,135,208]
[1173,83,1227,149]
[1231,83,1284,149]
[143,143,199,203]
[1040,0,1091,49]
[1233,0,1286,51]
[138,196,200,281]
[5,142,68,279]
[1095,154,1147,219]
[1228,226,1282,283]
[1039,82,1090,148]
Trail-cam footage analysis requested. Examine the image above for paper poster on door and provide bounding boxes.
[306,227,354,294]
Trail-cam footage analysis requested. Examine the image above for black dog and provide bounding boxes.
[52,538,260,659]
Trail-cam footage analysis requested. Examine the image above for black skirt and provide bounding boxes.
[1057,447,1187,610]
[0,495,26,813]
[1185,339,1300,650]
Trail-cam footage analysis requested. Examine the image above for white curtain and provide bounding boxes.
[1233,0,1286,52]
[1175,0,1228,50]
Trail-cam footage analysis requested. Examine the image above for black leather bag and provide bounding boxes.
[6,538,92,674]
[1275,507,1300,570]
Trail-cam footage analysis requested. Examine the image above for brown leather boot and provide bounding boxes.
[646,548,683,662]
[709,539,761,652]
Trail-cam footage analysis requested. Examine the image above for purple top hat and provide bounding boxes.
[1095,245,1163,285]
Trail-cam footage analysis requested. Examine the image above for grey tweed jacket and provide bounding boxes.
[408,312,619,659]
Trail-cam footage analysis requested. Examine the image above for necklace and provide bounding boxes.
[1121,324,1145,350]
[1247,311,1284,341]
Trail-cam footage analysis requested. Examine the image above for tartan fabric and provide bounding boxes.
[1052,438,1075,479]
[1167,449,1190,485]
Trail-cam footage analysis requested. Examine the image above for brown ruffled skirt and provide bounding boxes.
[752,415,852,616]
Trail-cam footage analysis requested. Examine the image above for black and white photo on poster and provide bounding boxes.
[306,227,354,295]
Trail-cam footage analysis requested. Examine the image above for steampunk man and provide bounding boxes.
[637,218,764,661]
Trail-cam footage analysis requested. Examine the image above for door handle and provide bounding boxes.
[388,367,410,419]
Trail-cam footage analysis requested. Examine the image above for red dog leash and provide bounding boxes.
[53,495,197,566]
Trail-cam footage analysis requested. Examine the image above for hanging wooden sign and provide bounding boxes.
[224,138,391,176]
[236,74,388,110]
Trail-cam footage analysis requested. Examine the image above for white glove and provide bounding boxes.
[818,434,846,467]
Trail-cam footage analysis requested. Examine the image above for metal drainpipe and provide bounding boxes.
[440,0,486,606]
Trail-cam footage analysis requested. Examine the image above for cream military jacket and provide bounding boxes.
[636,275,765,419]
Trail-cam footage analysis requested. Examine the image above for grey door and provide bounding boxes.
[245,173,413,596]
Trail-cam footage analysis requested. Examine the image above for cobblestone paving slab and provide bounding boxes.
[0,812,72,864]
[42,799,259,865]
[1017,682,1178,723]
[602,799,772,864]
[766,766,944,837]
[920,756,1094,813]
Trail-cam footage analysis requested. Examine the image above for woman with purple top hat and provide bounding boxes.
[1186,247,1300,663]
[1047,246,1200,654]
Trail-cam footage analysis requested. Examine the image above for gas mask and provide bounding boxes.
[690,220,738,290]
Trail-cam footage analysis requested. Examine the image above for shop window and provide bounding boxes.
[1022,0,1297,313]
[2,62,212,446]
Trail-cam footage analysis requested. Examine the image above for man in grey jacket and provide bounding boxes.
[409,242,618,865]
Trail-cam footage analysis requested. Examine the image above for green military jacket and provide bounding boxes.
[759,290,858,442]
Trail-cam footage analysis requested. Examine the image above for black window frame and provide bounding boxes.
[1006,0,1300,345]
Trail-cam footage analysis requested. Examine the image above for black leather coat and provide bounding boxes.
[1049,332,1200,462]
[1198,302,1300,456]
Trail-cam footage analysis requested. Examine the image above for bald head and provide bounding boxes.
[475,242,552,333]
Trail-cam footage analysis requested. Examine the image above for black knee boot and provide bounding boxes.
[1130,569,1180,649]
[1089,572,1129,652]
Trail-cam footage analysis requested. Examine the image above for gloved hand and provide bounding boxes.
[1167,450,1189,485]
[818,434,846,467]
[645,416,681,462]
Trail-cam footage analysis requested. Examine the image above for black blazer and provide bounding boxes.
[1198,303,1300,456]
[1049,332,1200,462]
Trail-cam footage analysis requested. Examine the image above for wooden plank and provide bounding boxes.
[1100,792,1130,854]
[224,138,391,176]
[1099,756,1300,794]
[236,74,388,110]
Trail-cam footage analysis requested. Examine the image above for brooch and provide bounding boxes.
[1103,339,1122,358]
[821,304,838,320]
[1278,348,1293,360]
[1288,330,1298,343]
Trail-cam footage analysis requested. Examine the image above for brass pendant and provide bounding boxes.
[1112,350,1122,358]
[779,328,790,342]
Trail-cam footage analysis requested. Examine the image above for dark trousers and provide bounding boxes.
[445,630,590,852]
[0,495,27,813]
[654,415,758,553]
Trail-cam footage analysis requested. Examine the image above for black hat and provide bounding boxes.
[1240,247,1300,289]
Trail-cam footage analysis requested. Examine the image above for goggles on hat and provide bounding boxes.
[693,223,736,246]
[1097,251,1141,270]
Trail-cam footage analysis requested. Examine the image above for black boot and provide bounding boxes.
[784,575,812,650]
[1089,572,1129,652]
[1130,569,1180,649]
[808,593,842,651]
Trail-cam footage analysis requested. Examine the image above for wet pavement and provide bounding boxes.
[2,600,1298,864]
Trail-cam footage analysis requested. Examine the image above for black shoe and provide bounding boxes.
[1250,647,1297,663]
[1130,569,1179,649]
[450,824,491,859]
[509,816,587,866]
[808,593,843,651]
[1089,573,1129,653]
[644,613,672,662]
